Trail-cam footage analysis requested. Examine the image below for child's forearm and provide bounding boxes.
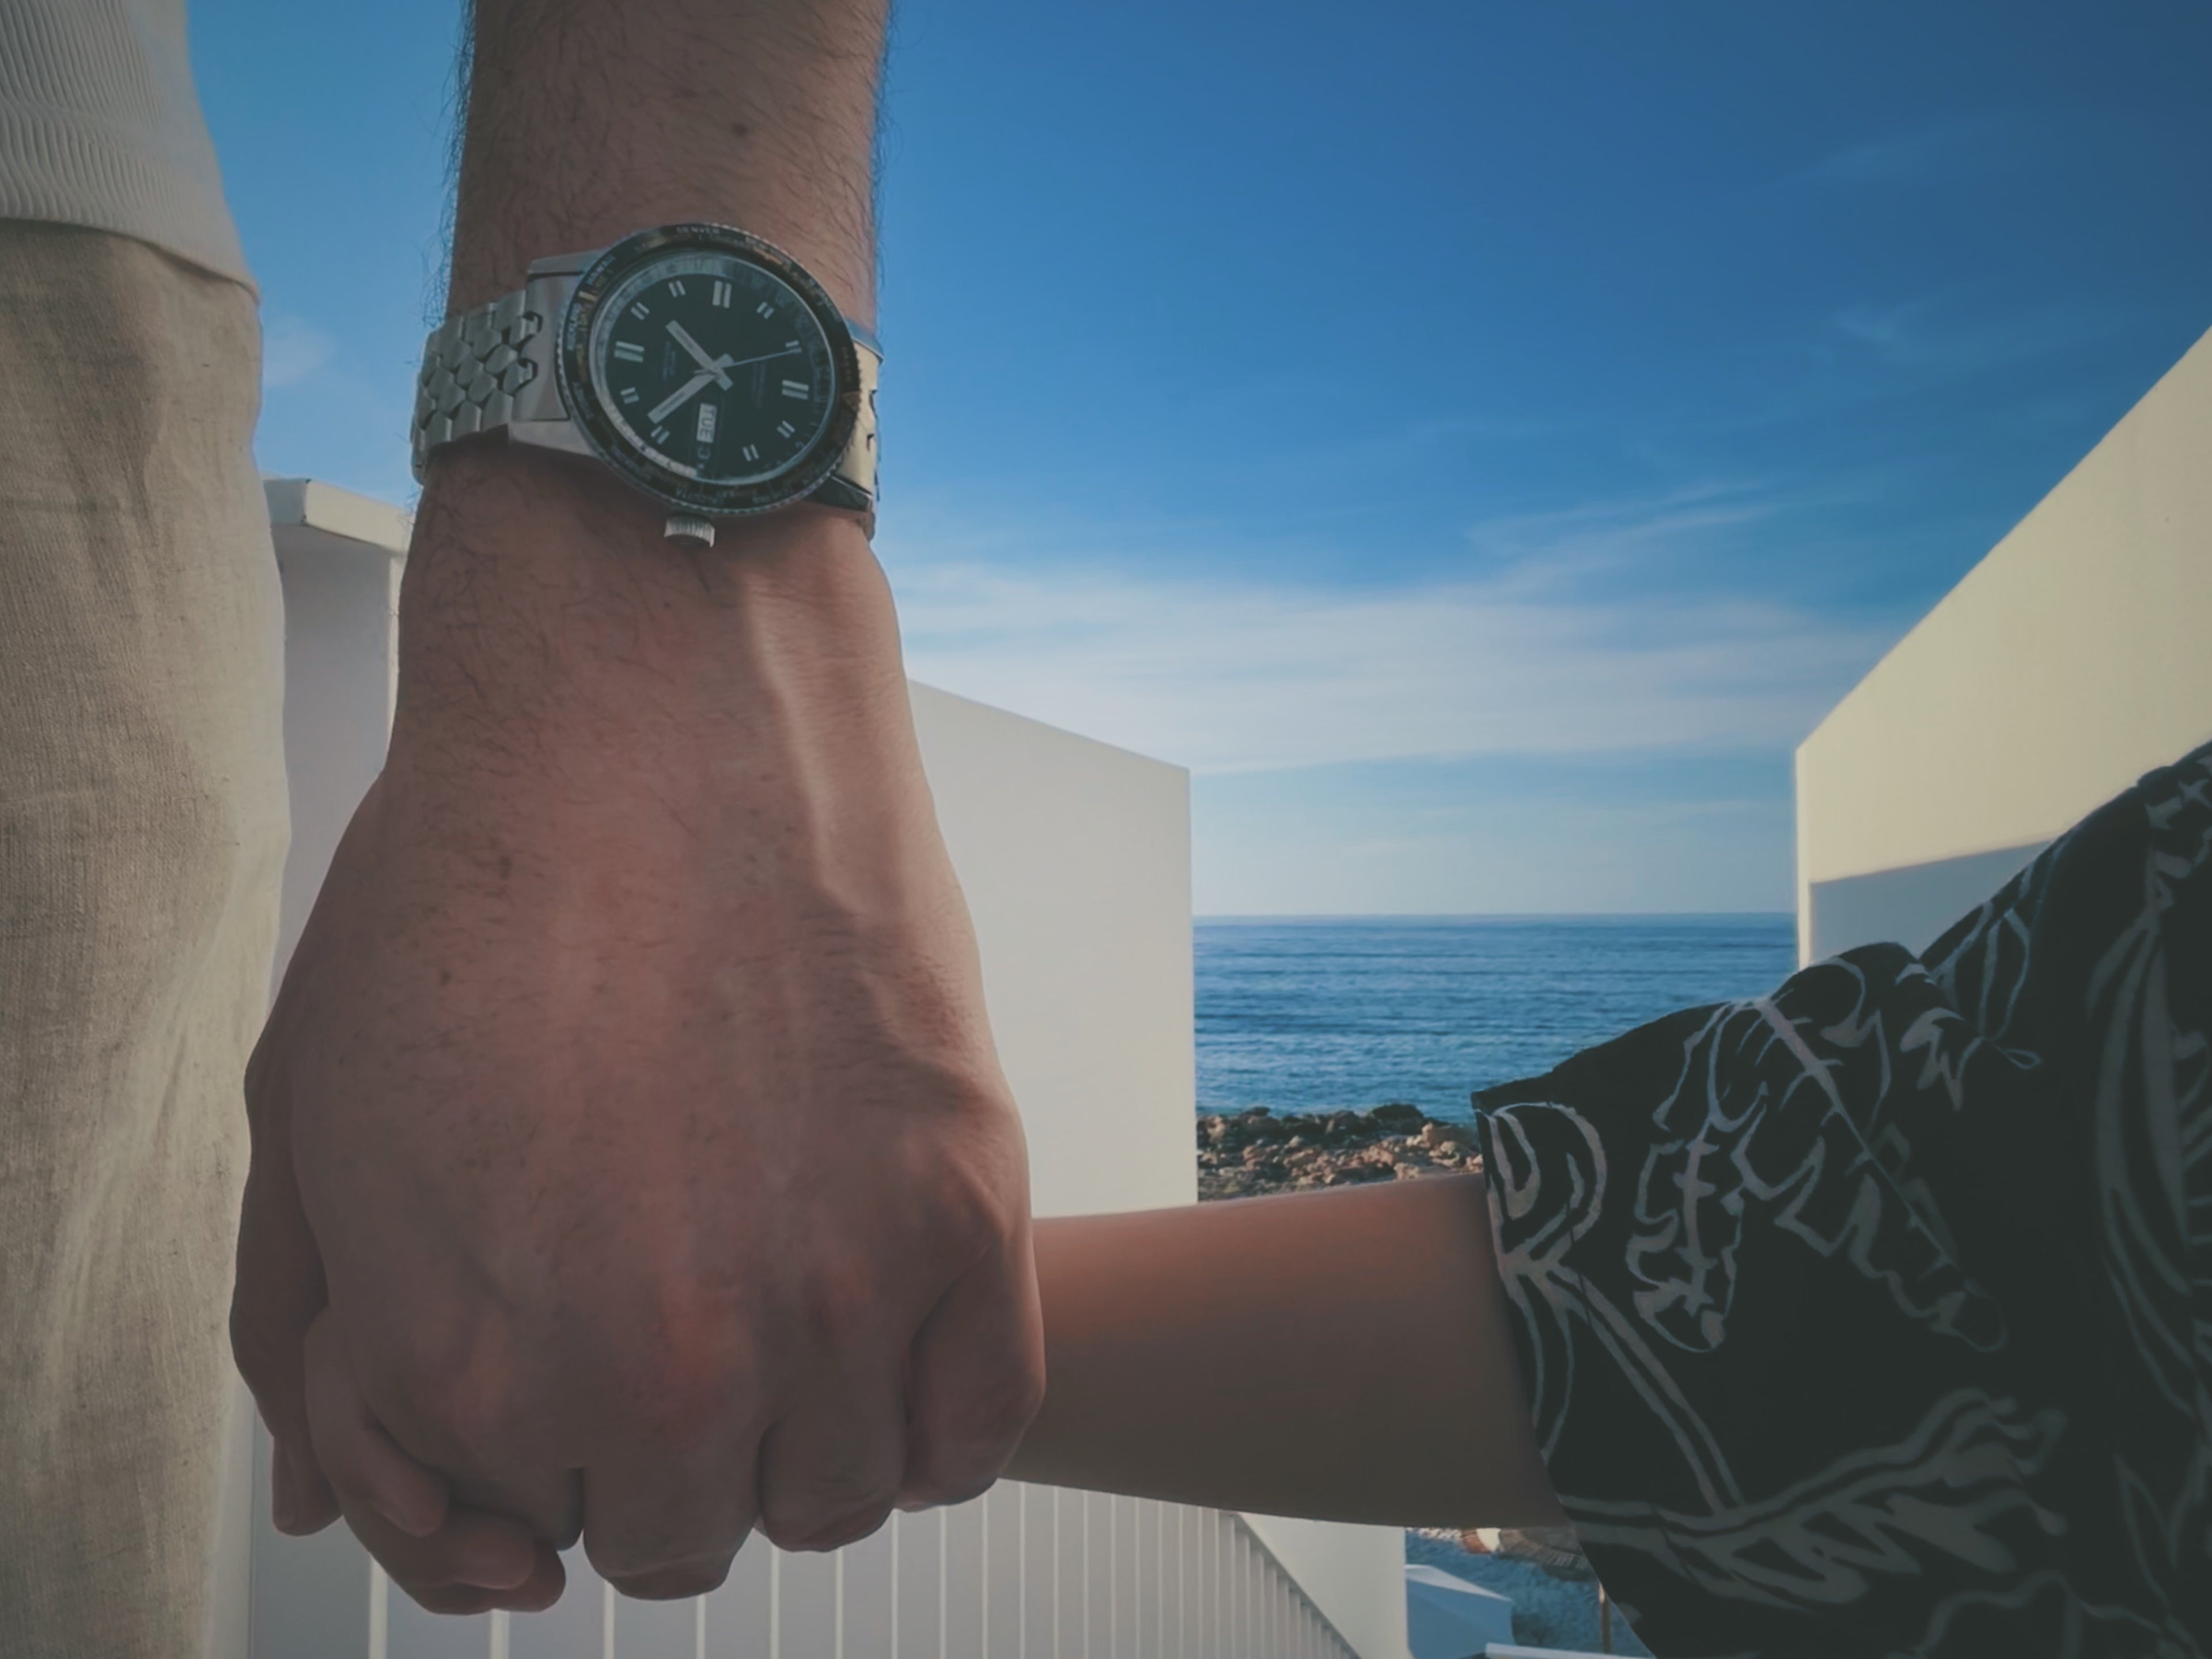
[1004,1173,1565,1528]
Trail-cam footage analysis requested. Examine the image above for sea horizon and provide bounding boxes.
[1195,908,1794,922]
[1195,912,1799,1122]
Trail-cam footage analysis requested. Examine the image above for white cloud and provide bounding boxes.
[883,491,1903,775]
[262,313,337,390]
[1798,116,2017,187]
[1827,294,2120,379]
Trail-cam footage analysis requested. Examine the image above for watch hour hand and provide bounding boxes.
[666,321,736,389]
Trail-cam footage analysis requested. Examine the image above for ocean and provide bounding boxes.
[1195,914,1798,1124]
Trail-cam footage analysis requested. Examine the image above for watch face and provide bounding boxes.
[558,226,860,515]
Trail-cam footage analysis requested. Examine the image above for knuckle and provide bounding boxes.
[606,1556,734,1601]
[903,1383,1036,1510]
[929,1352,1046,1463]
[764,1491,895,1555]
[586,1529,732,1597]
[762,1459,900,1552]
[908,1425,1008,1495]
[899,1468,999,1514]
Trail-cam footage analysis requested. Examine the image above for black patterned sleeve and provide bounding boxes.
[1474,743,2212,1659]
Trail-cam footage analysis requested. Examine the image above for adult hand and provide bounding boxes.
[230,452,1044,1603]
[230,1027,564,1612]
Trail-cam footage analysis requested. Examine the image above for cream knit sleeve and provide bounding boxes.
[0,0,251,290]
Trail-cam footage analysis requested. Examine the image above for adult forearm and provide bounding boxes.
[452,0,885,321]
[1007,1176,1564,1528]
[398,0,912,836]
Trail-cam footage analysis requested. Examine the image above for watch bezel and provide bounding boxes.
[555,224,863,517]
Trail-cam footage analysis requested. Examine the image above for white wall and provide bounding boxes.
[1796,325,2212,962]
[230,479,1406,1659]
[910,684,1196,1218]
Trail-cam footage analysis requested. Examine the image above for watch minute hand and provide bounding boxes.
[665,321,735,388]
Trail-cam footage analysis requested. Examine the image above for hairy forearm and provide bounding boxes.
[402,0,906,771]
[1007,1176,1563,1528]
[383,450,961,965]
[452,0,887,320]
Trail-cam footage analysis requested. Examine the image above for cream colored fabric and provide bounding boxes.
[0,222,286,1658]
[0,0,251,288]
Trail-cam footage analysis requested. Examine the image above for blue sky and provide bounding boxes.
[192,0,2212,914]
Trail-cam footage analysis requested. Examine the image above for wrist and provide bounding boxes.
[392,445,909,781]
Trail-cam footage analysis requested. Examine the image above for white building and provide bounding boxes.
[213,480,1413,1659]
[1797,324,2212,964]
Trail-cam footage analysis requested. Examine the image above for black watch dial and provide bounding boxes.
[574,235,847,508]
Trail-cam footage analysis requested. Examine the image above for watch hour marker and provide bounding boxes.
[618,387,640,404]
[629,301,651,320]
[666,278,687,297]
[695,403,718,443]
[755,300,775,319]
[652,425,671,444]
[740,443,760,463]
[781,379,810,399]
[775,420,796,438]
[711,280,733,308]
[612,340,645,362]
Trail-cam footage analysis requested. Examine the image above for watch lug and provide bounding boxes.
[808,474,874,514]
[525,247,605,280]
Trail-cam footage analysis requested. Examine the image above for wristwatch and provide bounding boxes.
[411,223,879,546]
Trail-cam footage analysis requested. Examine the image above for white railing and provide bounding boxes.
[265,1487,1353,1659]
[219,479,1410,1659]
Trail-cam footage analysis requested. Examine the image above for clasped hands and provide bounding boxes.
[228,471,1044,1612]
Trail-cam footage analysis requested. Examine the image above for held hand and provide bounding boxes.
[232,456,1044,1601]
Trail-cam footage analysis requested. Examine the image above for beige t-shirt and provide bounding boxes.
[0,0,250,288]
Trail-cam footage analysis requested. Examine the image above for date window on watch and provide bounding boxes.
[695,402,719,447]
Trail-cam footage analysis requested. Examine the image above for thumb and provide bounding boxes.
[230,1032,342,1536]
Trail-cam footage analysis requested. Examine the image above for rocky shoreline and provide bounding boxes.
[1196,1103,1482,1200]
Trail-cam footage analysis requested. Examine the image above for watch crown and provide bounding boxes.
[663,515,717,547]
